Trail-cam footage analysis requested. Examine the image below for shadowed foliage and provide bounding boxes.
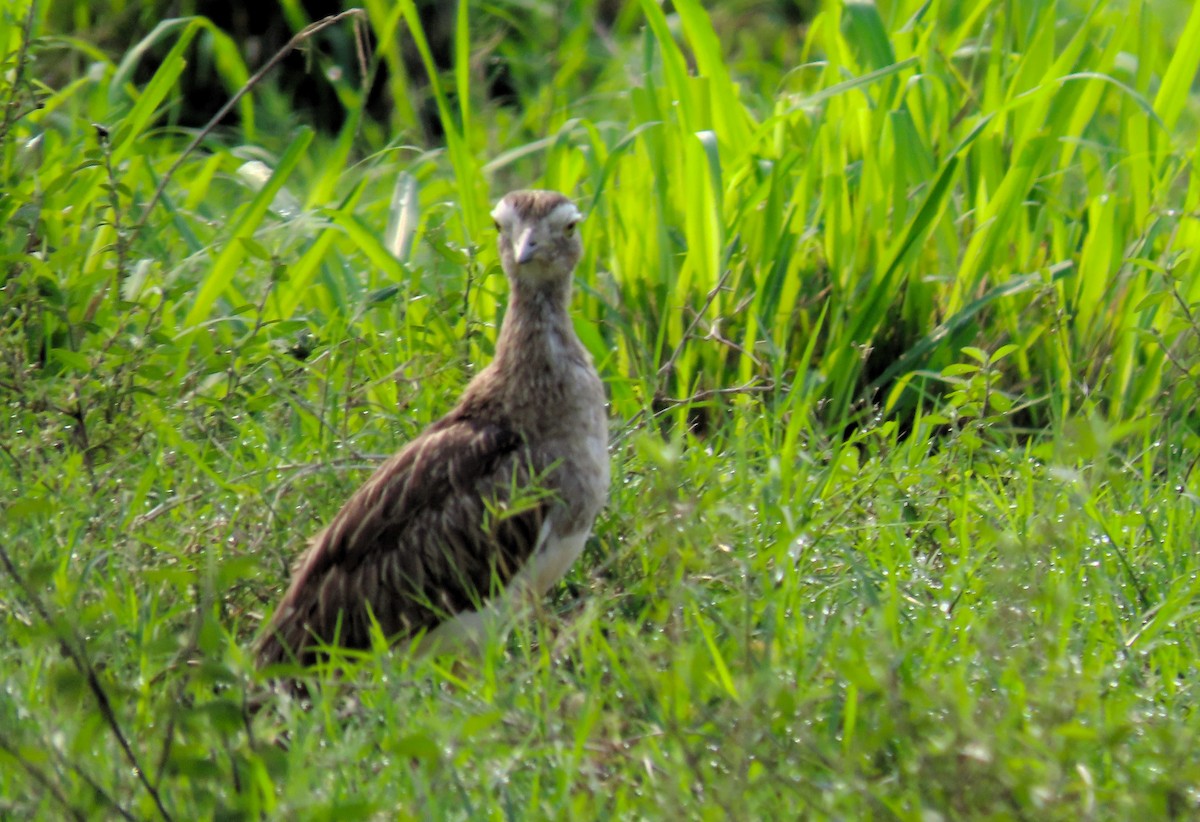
[2,0,1199,818]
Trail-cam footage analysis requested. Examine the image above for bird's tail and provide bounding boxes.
[249,615,315,709]
[253,609,308,670]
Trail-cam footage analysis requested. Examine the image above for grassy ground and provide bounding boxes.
[3,0,1200,817]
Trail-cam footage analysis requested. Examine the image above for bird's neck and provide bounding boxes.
[492,276,577,370]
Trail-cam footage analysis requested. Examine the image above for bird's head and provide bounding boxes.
[491,190,583,283]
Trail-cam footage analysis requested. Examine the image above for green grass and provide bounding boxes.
[3,0,1200,817]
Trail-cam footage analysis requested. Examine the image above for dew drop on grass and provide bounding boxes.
[789,534,811,564]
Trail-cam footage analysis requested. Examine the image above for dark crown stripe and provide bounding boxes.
[502,190,574,221]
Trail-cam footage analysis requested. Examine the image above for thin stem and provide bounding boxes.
[0,544,174,821]
[130,9,370,239]
[0,0,38,150]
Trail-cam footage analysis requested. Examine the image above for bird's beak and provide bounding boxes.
[514,228,537,264]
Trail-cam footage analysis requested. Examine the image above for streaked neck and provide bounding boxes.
[493,275,576,370]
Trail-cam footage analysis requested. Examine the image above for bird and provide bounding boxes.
[255,189,609,670]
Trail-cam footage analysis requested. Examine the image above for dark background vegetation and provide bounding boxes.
[2,0,1199,817]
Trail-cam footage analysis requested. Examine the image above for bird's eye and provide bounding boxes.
[493,219,501,232]
[565,220,578,236]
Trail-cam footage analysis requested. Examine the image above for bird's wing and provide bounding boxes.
[256,412,551,667]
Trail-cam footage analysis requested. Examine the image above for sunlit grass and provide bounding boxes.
[2,0,1200,817]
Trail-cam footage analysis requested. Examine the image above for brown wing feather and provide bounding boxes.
[256,410,548,667]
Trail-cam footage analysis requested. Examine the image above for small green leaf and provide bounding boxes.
[988,393,1014,413]
[50,348,90,371]
[1135,291,1170,312]
[461,711,503,739]
[388,733,441,762]
[369,285,400,305]
[200,699,246,733]
[239,237,272,261]
[5,497,52,522]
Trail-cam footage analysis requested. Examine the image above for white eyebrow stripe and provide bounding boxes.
[546,202,582,225]
[491,199,518,227]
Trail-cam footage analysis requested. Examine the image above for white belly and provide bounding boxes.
[409,523,591,657]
